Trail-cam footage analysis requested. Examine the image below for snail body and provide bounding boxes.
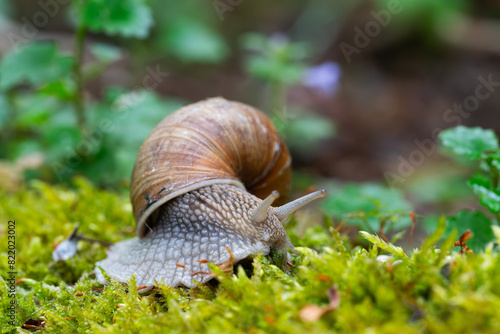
[95,98,326,288]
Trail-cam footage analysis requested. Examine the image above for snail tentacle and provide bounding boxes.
[251,190,280,223]
[276,189,327,221]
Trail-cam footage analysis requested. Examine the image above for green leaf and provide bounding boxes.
[94,89,184,148]
[439,126,499,160]
[446,210,495,252]
[3,138,44,161]
[43,125,83,161]
[77,0,153,38]
[0,42,73,90]
[468,174,500,213]
[158,19,229,63]
[11,92,70,130]
[323,184,377,215]
[38,80,76,100]
[284,112,336,151]
[85,89,185,185]
[489,154,500,171]
[468,173,491,189]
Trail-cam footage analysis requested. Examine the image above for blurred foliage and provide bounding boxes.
[0,43,73,90]
[440,126,499,161]
[150,0,229,64]
[375,0,467,22]
[373,0,468,43]
[0,0,339,189]
[284,111,336,152]
[445,210,495,252]
[74,0,153,38]
[241,32,336,154]
[159,18,229,63]
[241,33,311,86]
[407,172,472,205]
[2,180,500,333]
[323,183,412,234]
[0,0,186,187]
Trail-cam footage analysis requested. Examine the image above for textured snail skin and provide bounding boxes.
[96,184,293,288]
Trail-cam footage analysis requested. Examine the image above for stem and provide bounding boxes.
[75,235,113,247]
[485,158,500,225]
[484,157,499,188]
[378,218,390,242]
[489,161,499,190]
[359,216,374,234]
[73,23,87,129]
[270,80,286,114]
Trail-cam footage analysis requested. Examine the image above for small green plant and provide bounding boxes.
[439,125,500,250]
[3,180,500,333]
[240,33,336,154]
[241,32,310,111]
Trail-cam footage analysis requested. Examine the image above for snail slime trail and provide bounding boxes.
[95,98,326,290]
[6,220,17,325]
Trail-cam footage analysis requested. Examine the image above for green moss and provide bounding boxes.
[2,179,500,333]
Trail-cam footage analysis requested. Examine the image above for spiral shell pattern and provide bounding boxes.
[131,97,292,237]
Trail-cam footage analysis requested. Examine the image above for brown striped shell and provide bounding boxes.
[131,97,292,238]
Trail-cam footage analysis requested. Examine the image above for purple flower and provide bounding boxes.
[303,61,341,95]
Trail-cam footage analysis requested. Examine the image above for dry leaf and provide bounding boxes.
[300,285,340,322]
[22,318,45,330]
[459,229,473,243]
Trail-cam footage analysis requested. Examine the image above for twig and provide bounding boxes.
[74,235,113,247]
[270,80,286,114]
[408,211,416,249]
[378,219,390,242]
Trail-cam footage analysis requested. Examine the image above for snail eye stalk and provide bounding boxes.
[276,190,327,221]
[251,190,280,223]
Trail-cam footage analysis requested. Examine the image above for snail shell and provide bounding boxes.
[132,97,292,238]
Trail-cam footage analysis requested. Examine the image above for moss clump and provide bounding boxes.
[2,179,500,333]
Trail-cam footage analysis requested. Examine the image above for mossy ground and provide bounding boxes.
[2,179,500,333]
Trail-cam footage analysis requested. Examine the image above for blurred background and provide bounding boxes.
[1,0,499,245]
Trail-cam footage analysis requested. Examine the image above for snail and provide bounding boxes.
[95,97,326,289]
